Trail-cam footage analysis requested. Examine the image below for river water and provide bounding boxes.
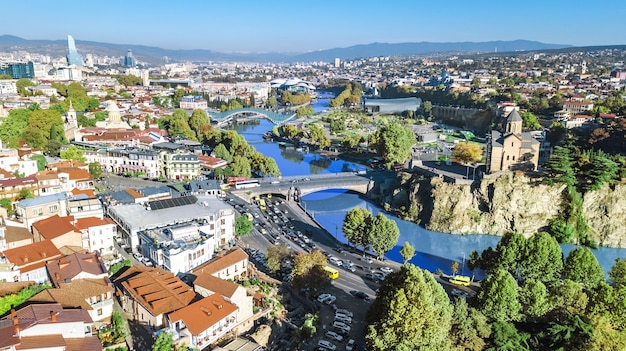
[231,100,626,279]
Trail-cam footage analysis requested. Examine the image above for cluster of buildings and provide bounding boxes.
[0,153,263,350]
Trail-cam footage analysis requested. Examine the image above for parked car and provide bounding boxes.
[334,315,352,324]
[141,257,153,266]
[335,309,353,318]
[325,331,343,342]
[346,339,356,351]
[317,340,336,351]
[365,273,380,282]
[324,295,337,305]
[317,293,333,303]
[350,290,371,301]
[360,257,373,264]
[133,252,144,261]
[379,266,393,274]
[332,321,351,334]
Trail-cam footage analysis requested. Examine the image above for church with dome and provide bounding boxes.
[486,110,540,173]
[96,100,132,130]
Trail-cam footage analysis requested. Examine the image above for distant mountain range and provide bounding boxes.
[0,35,574,64]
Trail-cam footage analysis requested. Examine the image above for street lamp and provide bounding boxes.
[335,225,338,241]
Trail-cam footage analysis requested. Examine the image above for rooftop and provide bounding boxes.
[168,294,238,335]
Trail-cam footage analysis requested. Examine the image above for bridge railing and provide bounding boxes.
[256,171,369,184]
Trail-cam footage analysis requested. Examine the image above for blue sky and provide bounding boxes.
[4,0,625,53]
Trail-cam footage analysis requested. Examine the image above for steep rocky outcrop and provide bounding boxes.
[390,171,626,247]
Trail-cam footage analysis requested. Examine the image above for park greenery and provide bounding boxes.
[369,122,416,166]
[367,231,626,350]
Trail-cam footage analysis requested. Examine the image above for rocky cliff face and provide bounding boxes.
[390,171,626,247]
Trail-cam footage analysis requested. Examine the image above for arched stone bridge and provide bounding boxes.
[230,173,373,203]
[208,108,296,126]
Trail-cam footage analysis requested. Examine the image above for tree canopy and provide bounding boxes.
[367,264,452,351]
[370,122,416,166]
[369,213,400,259]
[234,215,253,236]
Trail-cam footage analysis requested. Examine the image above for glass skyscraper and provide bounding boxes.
[66,35,83,66]
[124,49,136,67]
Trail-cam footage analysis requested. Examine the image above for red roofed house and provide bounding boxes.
[0,240,63,283]
[112,266,195,328]
[0,175,40,201]
[0,303,103,351]
[190,273,254,334]
[198,155,228,172]
[0,218,33,250]
[34,253,114,324]
[32,215,82,252]
[56,168,95,193]
[191,248,249,281]
[167,294,238,350]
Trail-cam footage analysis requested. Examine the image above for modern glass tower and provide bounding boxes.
[66,35,83,66]
[124,49,136,67]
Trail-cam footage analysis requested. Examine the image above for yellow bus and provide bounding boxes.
[449,275,471,286]
[324,266,339,280]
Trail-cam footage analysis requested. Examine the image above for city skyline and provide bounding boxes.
[3,0,626,54]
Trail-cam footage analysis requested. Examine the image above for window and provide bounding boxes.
[506,155,510,161]
[48,205,58,212]
[512,155,515,161]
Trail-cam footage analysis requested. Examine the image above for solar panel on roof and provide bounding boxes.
[149,195,197,210]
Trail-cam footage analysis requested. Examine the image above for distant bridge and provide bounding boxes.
[208,108,297,126]
[230,172,373,202]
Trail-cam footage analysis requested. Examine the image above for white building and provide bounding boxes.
[108,195,235,255]
[83,148,161,178]
[74,217,117,255]
[0,148,38,177]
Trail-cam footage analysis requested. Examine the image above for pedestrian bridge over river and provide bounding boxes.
[208,108,296,126]
[230,172,373,202]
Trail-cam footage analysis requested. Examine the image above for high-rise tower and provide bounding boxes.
[66,35,83,66]
[124,49,136,67]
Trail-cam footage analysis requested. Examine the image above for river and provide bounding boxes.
[231,101,626,279]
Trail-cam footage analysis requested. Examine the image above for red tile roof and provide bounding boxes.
[193,273,239,298]
[113,266,195,316]
[46,252,107,286]
[32,215,77,240]
[2,240,63,268]
[0,175,38,188]
[73,217,114,230]
[168,294,238,335]
[71,188,96,198]
[192,248,248,276]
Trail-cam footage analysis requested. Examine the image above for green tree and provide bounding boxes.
[609,258,626,289]
[167,109,196,140]
[550,279,589,315]
[0,108,30,147]
[16,78,36,96]
[234,215,253,236]
[449,298,491,351]
[492,231,526,277]
[342,207,373,252]
[230,156,252,178]
[290,250,328,295]
[60,145,86,162]
[189,109,210,137]
[366,264,453,351]
[152,331,173,351]
[520,111,541,130]
[265,244,291,274]
[47,140,62,157]
[110,310,128,342]
[369,213,400,260]
[266,96,277,108]
[370,122,416,166]
[22,109,65,149]
[16,188,33,201]
[563,246,604,288]
[0,198,13,216]
[89,162,103,179]
[519,278,551,318]
[109,259,131,276]
[212,144,232,162]
[549,217,576,243]
[477,268,522,322]
[486,321,530,351]
[30,154,47,171]
[544,146,576,186]
[545,122,567,145]
[399,241,416,264]
[520,232,563,286]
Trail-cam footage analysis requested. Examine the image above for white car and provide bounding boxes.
[141,257,153,266]
[360,257,373,264]
[317,293,332,303]
[317,340,336,351]
[335,309,353,318]
[324,295,337,305]
[379,266,393,274]
[133,252,144,261]
[332,321,351,334]
[334,315,352,324]
[346,339,356,351]
[325,331,343,342]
